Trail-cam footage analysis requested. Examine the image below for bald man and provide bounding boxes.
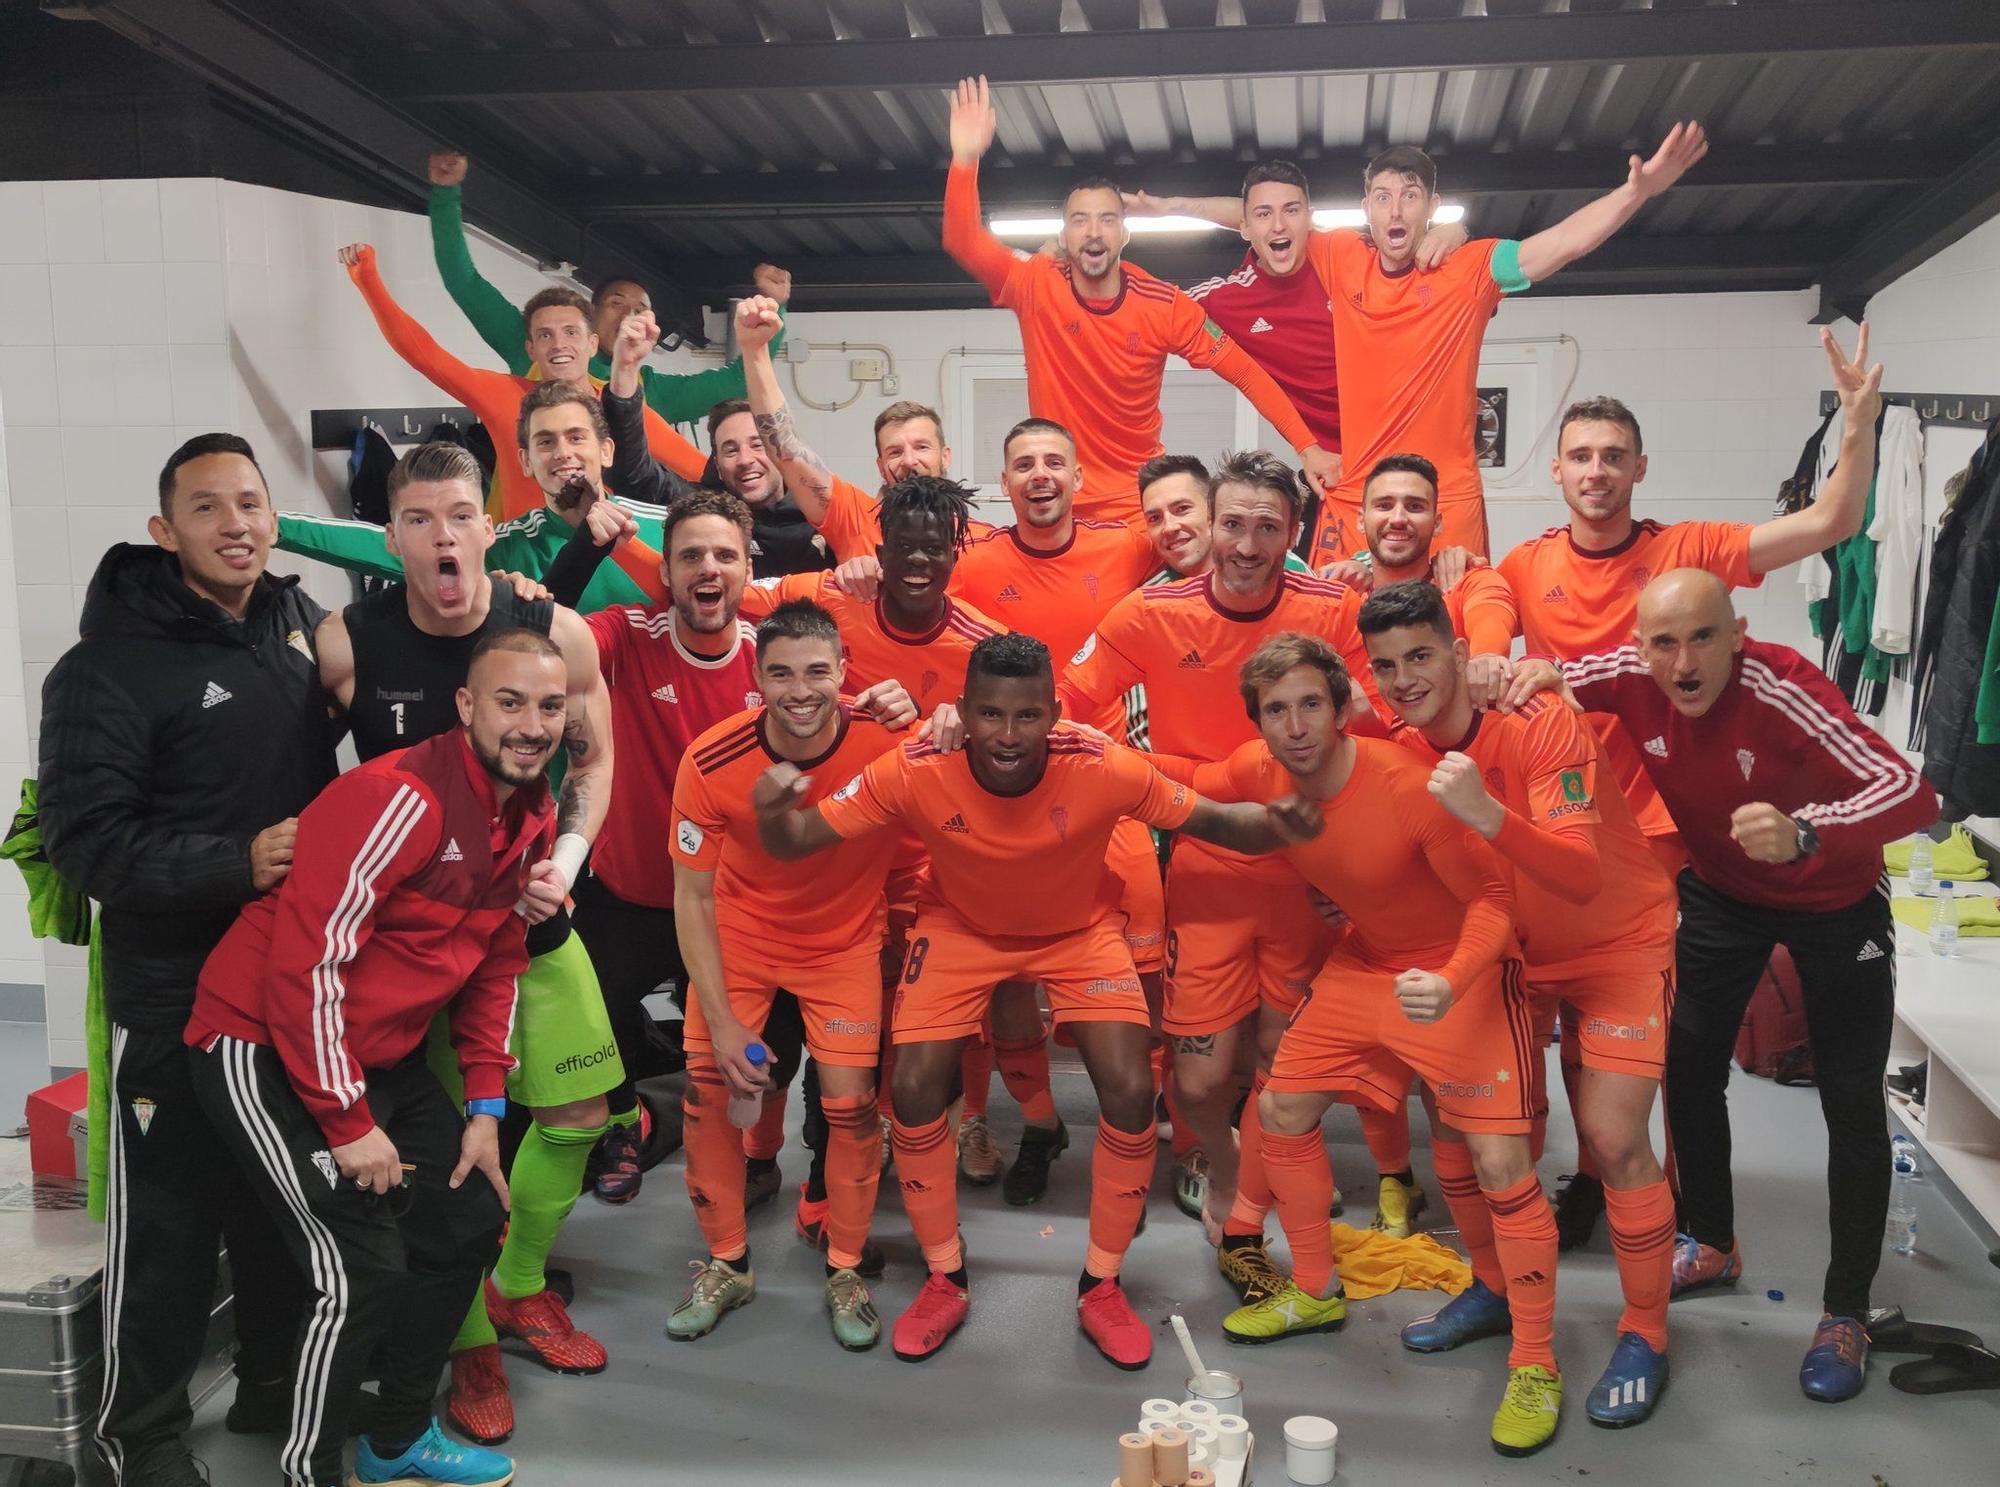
[1519,570,1937,1405]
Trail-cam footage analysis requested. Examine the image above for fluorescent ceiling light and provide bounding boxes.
[989,202,1466,236]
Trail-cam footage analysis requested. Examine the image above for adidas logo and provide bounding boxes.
[440,837,464,863]
[652,683,679,703]
[1644,736,1667,757]
[941,813,970,834]
[1248,316,1273,333]
[996,584,1023,603]
[1542,585,1567,603]
[1177,648,1204,669]
[201,680,232,708]
[1856,940,1886,962]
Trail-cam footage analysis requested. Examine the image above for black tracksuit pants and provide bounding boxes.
[1668,869,1896,1318]
[95,1024,308,1478]
[192,1036,504,1487]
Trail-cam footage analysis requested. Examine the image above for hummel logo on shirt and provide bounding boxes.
[1248,316,1274,334]
[652,684,679,703]
[1542,585,1567,604]
[1644,736,1668,757]
[942,814,971,834]
[440,837,464,863]
[201,681,232,708]
[1856,940,1886,962]
[1178,649,1204,669]
[996,584,1024,603]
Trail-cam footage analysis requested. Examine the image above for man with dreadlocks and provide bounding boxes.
[742,474,1006,1242]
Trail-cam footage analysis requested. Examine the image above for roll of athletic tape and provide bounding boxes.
[1178,1399,1220,1428]
[1118,1431,1154,1487]
[1212,1415,1249,1459]
[1140,1397,1181,1423]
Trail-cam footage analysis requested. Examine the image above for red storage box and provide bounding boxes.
[25,1070,89,1179]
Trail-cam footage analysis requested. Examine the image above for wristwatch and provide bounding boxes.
[466,1097,508,1121]
[1792,818,1821,860]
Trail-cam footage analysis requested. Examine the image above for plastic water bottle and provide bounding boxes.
[1908,833,1935,896]
[1930,881,1959,958]
[727,1042,770,1129]
[1887,1160,1919,1257]
[1891,1133,1922,1179]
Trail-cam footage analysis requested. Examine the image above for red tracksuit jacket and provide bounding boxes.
[1564,637,1938,913]
[188,729,552,1146]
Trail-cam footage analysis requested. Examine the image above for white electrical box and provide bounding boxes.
[849,356,886,381]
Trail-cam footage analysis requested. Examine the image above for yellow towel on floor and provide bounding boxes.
[1890,895,2000,934]
[1327,1222,1473,1300]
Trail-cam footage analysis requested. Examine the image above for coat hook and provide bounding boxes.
[1976,402,1991,422]
[401,413,424,436]
[1923,399,1941,419]
[1949,400,1965,420]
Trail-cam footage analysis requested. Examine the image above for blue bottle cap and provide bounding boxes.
[745,1041,769,1067]
[1766,1289,1785,1302]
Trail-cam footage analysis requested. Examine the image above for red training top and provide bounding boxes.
[188,729,551,1147]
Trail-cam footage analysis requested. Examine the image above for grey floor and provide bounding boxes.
[167,1050,1998,1487]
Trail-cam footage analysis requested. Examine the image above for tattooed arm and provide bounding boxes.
[550,606,615,845]
[738,295,838,528]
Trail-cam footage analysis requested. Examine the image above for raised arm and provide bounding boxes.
[737,295,839,528]
[1515,123,1707,284]
[943,77,1026,298]
[1127,191,1244,230]
[1747,325,1883,573]
[630,264,791,424]
[604,315,702,509]
[339,242,506,410]
[426,152,532,375]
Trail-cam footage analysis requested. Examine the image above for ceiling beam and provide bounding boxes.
[1814,132,2000,324]
[574,142,1936,221]
[44,0,713,341]
[675,233,1827,297]
[358,2,2000,102]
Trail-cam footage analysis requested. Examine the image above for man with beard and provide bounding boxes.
[1157,131,1710,563]
[755,632,1322,1368]
[336,242,708,517]
[312,443,618,1445]
[187,630,564,1487]
[943,76,1337,526]
[278,370,697,615]
[667,601,915,1352]
[1060,451,1371,1298]
[41,434,333,1487]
